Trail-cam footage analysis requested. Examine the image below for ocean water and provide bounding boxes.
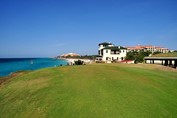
[0,58,68,77]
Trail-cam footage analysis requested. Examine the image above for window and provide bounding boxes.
[106,50,108,53]
[114,50,116,54]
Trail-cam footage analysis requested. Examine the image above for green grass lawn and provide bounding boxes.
[0,64,177,118]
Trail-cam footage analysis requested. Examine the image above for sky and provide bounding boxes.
[0,0,177,58]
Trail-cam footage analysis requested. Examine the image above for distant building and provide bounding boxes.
[126,45,169,53]
[60,53,80,57]
[97,42,127,62]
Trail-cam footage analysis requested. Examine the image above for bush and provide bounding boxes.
[152,51,162,55]
[125,51,151,63]
[74,60,84,65]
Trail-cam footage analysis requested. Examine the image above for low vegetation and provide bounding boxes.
[74,60,84,65]
[58,55,97,60]
[125,51,151,63]
[0,64,177,118]
[151,52,177,57]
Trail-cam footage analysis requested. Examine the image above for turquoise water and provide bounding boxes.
[0,58,68,77]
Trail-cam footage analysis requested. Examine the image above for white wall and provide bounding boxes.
[98,44,114,56]
[102,49,111,61]
[102,49,127,61]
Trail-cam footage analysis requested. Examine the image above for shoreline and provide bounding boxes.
[0,71,31,85]
[0,58,92,84]
[0,58,68,77]
[0,58,92,78]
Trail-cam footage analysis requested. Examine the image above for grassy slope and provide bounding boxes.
[0,64,177,118]
[152,52,177,57]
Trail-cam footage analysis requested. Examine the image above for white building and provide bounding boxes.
[126,45,169,53]
[97,42,127,62]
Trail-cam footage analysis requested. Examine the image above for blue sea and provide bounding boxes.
[0,58,68,77]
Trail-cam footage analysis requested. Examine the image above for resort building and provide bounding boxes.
[60,53,80,58]
[126,45,169,53]
[97,42,127,62]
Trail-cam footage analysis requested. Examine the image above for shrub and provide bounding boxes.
[74,60,84,65]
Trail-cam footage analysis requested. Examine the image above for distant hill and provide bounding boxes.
[152,52,177,57]
[57,53,80,58]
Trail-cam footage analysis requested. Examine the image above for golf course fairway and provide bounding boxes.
[0,64,177,118]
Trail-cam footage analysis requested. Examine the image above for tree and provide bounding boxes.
[125,51,151,63]
[125,51,136,60]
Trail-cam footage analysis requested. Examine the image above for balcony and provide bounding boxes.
[111,51,120,55]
